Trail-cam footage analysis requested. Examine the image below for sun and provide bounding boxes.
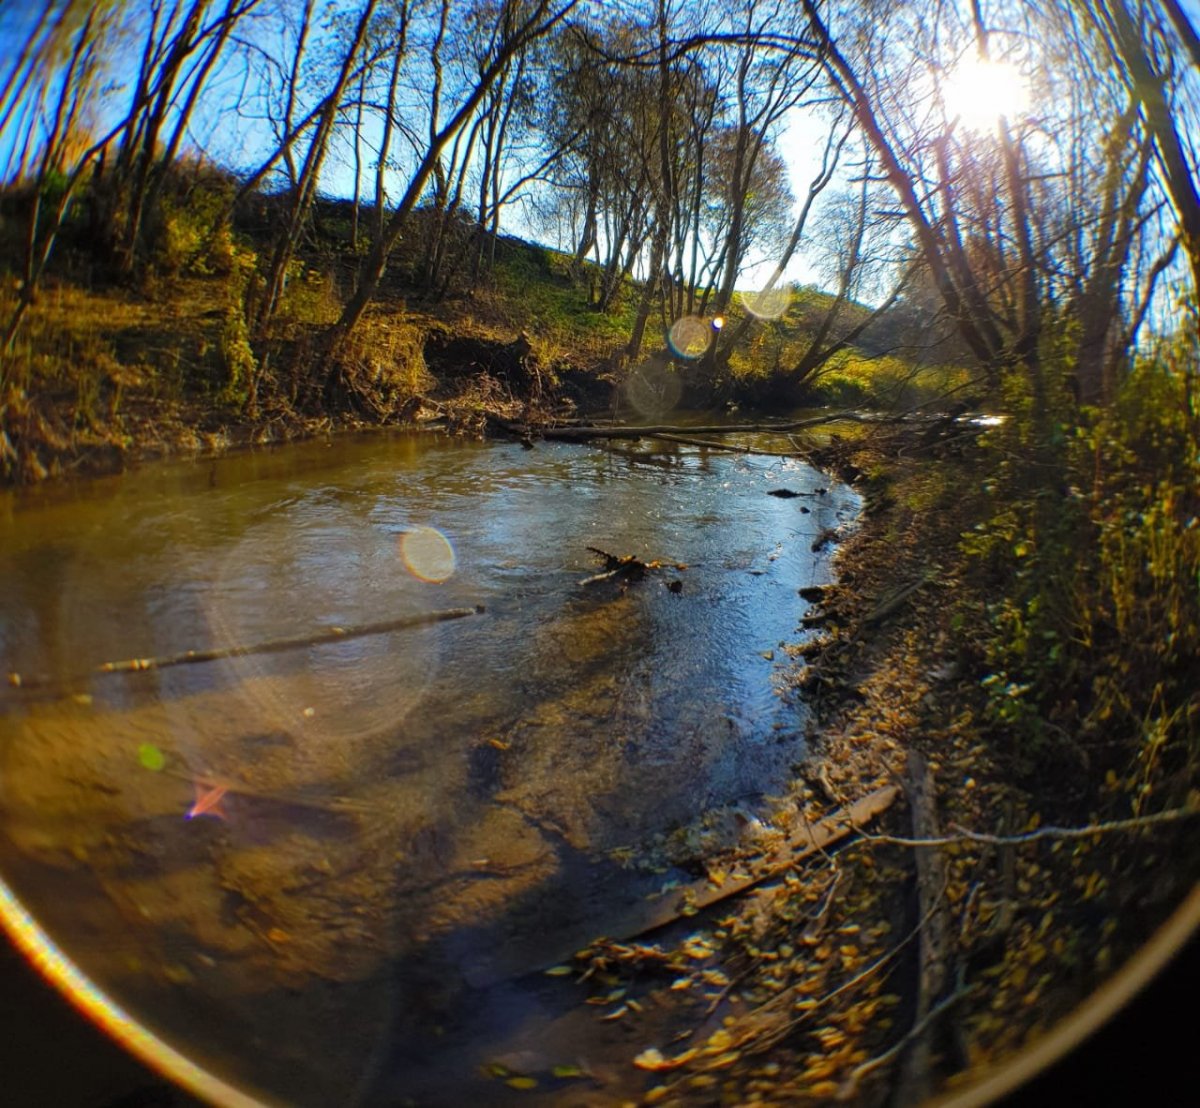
[942,55,1029,132]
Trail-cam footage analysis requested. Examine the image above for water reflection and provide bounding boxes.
[0,427,856,1104]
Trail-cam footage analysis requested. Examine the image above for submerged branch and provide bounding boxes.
[648,433,809,457]
[500,411,897,444]
[579,547,687,587]
[7,605,485,689]
[607,785,900,944]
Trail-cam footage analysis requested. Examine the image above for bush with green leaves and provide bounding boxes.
[965,350,1200,808]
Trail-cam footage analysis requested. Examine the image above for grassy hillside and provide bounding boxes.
[0,185,957,484]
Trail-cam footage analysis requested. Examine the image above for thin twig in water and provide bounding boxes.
[649,432,805,458]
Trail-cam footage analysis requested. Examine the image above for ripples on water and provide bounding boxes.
[0,428,857,1104]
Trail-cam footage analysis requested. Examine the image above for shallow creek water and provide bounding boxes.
[0,425,857,1105]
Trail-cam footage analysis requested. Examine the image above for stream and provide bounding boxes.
[0,424,858,1105]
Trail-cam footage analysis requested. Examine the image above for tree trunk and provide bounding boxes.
[258,0,378,328]
[1101,0,1200,305]
[800,0,1007,380]
[626,226,666,360]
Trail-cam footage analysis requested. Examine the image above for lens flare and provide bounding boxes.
[137,743,166,771]
[186,781,229,820]
[399,527,456,583]
[625,359,683,418]
[209,515,444,745]
[0,876,268,1108]
[737,284,792,320]
[667,315,713,360]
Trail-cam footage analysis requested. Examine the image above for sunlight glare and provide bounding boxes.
[625,358,683,417]
[400,526,456,583]
[667,315,712,359]
[942,56,1028,132]
[737,284,792,321]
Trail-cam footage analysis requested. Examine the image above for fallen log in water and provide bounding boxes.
[619,783,901,939]
[478,784,900,986]
[648,433,807,458]
[496,411,896,444]
[6,605,485,690]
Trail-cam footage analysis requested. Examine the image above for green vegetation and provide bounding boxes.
[658,368,1199,1100]
[967,361,1200,811]
[0,174,945,483]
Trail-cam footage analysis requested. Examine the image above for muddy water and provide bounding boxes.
[0,426,856,1105]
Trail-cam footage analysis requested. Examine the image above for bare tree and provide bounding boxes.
[373,1,413,247]
[794,0,1179,408]
[2,3,115,352]
[709,0,815,315]
[100,0,260,275]
[625,0,676,359]
[326,0,581,356]
[1092,0,1200,304]
[256,0,379,328]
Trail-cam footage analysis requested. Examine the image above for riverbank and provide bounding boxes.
[0,403,1195,1105]
[0,216,961,489]
[608,418,1198,1104]
[0,267,618,485]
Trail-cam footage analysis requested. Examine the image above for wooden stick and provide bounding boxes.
[499,411,896,443]
[648,433,808,458]
[478,784,900,986]
[896,750,952,1106]
[7,605,484,689]
[864,572,933,627]
[647,784,900,930]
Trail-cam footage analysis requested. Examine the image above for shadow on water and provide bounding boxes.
[0,423,858,1104]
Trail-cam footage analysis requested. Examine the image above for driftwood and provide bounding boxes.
[596,434,808,460]
[7,605,484,689]
[896,750,952,1106]
[624,784,901,938]
[768,487,825,498]
[651,433,806,458]
[498,410,895,445]
[579,546,687,587]
[476,785,900,986]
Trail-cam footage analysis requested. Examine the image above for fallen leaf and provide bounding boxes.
[634,1049,668,1071]
[634,1047,697,1072]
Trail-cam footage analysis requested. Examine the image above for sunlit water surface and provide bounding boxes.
[0,427,856,1104]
